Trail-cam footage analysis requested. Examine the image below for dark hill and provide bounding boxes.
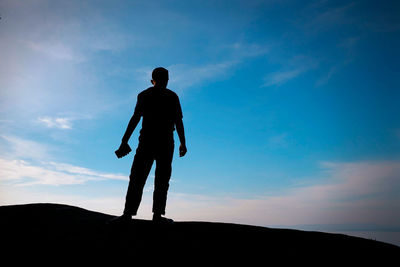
[1,203,398,265]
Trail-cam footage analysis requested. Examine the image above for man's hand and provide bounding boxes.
[115,142,132,159]
[179,144,187,157]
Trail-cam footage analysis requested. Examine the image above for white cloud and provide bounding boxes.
[0,158,88,186]
[0,135,127,186]
[262,55,319,87]
[48,161,127,181]
[37,116,73,129]
[317,160,400,200]
[28,41,85,62]
[166,160,400,228]
[168,61,239,90]
[227,42,271,58]
[36,114,93,131]
[0,157,127,186]
[262,68,305,87]
[0,135,51,160]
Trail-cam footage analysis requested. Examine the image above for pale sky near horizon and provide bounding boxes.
[1,0,400,245]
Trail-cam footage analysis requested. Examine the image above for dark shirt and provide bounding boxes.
[134,86,183,141]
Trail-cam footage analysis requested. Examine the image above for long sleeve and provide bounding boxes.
[121,95,142,143]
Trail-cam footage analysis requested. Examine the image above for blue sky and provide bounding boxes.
[1,0,400,244]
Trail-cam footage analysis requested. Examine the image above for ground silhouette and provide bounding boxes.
[1,203,398,265]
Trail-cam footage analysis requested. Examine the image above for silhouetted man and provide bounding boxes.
[115,67,187,223]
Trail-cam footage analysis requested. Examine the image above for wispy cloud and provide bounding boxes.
[132,42,269,92]
[166,159,400,228]
[48,161,127,181]
[168,42,270,90]
[133,61,239,92]
[0,135,127,186]
[0,158,127,186]
[262,54,319,87]
[0,158,89,186]
[26,24,132,62]
[262,67,306,87]
[28,41,85,62]
[169,61,239,90]
[315,35,360,87]
[0,135,51,161]
[315,65,338,87]
[226,42,271,58]
[298,1,356,35]
[37,116,74,130]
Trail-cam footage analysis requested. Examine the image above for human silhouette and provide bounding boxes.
[114,67,187,223]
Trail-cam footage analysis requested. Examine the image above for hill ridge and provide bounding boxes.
[1,203,398,264]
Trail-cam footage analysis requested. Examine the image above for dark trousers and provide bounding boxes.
[123,138,174,216]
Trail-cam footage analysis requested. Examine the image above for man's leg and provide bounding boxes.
[124,144,154,216]
[152,142,174,216]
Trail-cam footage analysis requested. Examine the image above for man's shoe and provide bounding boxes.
[152,214,174,224]
[107,214,131,225]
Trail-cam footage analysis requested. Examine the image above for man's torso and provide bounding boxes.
[136,87,182,142]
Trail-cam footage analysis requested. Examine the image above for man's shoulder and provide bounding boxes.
[138,87,179,98]
[165,88,179,98]
[138,87,153,96]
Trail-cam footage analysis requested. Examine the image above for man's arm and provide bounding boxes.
[121,113,141,144]
[121,95,142,144]
[175,118,187,157]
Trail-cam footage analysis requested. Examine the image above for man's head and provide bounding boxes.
[151,67,169,88]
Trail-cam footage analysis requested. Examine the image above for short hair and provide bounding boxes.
[152,67,169,82]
